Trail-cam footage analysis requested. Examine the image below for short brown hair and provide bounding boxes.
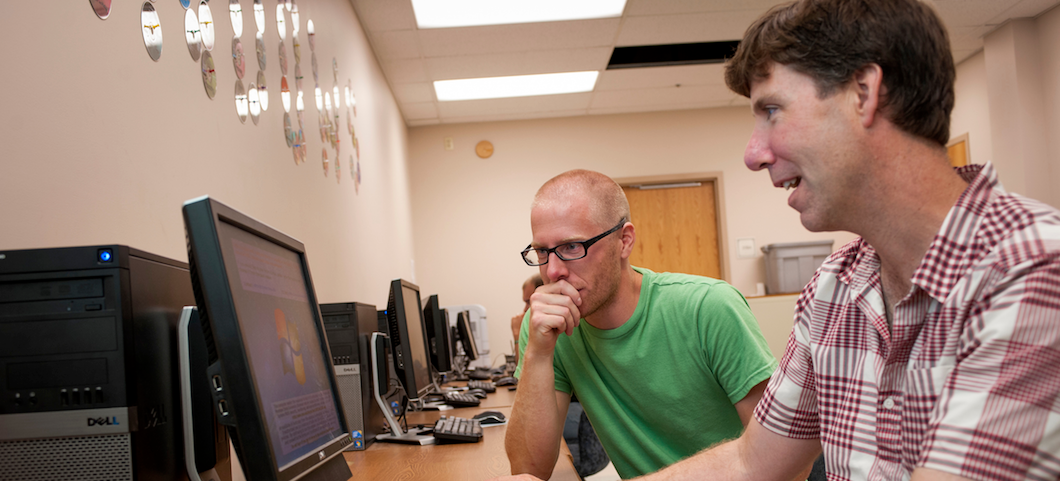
[532,170,630,229]
[725,0,955,147]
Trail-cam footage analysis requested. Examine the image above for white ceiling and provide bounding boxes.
[349,0,1060,126]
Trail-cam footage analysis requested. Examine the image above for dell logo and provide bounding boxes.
[318,451,325,461]
[87,416,120,426]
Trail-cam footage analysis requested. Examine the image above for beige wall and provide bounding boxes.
[951,51,993,167]
[0,1,415,308]
[406,109,858,359]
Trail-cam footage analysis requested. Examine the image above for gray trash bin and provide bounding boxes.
[761,240,834,294]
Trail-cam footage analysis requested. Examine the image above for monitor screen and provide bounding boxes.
[183,197,352,481]
[455,310,479,361]
[422,295,452,373]
[385,279,434,400]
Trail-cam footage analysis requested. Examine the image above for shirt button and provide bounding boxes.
[883,397,895,409]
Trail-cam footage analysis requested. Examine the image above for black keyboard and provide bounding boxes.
[432,416,483,443]
[443,391,480,407]
[467,380,496,393]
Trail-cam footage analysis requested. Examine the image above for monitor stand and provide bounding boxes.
[370,333,435,445]
[177,307,233,481]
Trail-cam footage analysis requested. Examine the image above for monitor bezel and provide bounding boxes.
[183,196,351,481]
[422,294,452,374]
[386,279,434,401]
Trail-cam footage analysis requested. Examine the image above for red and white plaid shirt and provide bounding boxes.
[754,163,1060,480]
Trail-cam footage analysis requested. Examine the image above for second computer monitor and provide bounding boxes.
[422,295,452,374]
[454,310,479,361]
[384,279,434,401]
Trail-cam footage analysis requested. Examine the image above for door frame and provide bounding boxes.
[613,171,730,282]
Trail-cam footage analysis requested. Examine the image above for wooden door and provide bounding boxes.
[622,181,721,279]
[947,134,969,167]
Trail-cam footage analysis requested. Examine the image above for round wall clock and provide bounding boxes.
[232,37,246,78]
[141,3,163,62]
[199,1,215,51]
[185,8,202,61]
[476,140,494,159]
[201,51,217,98]
[229,0,243,38]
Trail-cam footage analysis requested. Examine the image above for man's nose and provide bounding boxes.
[545,252,568,282]
[744,129,774,172]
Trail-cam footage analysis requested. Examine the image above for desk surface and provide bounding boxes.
[343,385,580,481]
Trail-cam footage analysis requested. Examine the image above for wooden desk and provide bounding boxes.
[342,386,580,481]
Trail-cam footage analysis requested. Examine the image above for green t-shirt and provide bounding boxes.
[517,267,778,479]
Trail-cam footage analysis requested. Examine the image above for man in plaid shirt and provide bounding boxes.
[636,0,1060,480]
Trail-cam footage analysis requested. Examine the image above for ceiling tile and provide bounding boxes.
[625,0,787,16]
[616,11,763,45]
[438,93,593,118]
[932,0,1016,27]
[596,64,726,91]
[590,84,739,108]
[587,100,732,116]
[393,83,435,103]
[350,0,416,31]
[408,118,442,126]
[1003,0,1060,19]
[417,19,621,57]
[369,30,422,60]
[426,48,612,81]
[382,59,430,83]
[400,102,439,120]
[439,109,590,125]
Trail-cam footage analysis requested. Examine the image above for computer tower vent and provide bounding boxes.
[0,434,133,481]
[185,246,218,364]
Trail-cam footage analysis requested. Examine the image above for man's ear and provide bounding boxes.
[619,223,636,260]
[852,63,885,128]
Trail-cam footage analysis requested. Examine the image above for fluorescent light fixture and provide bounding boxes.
[434,71,599,101]
[412,0,626,29]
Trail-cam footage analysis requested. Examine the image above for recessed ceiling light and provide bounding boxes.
[412,0,626,29]
[434,71,600,101]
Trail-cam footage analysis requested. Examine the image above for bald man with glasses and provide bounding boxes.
[504,169,779,480]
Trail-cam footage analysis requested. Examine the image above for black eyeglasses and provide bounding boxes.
[521,219,626,266]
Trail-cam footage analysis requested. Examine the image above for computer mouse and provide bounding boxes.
[473,410,506,425]
[467,388,488,399]
[495,376,518,386]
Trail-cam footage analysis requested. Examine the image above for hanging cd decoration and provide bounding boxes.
[295,64,303,91]
[355,156,361,194]
[292,38,301,64]
[291,1,300,37]
[234,80,249,123]
[347,79,357,117]
[141,3,163,62]
[292,130,304,164]
[318,114,327,142]
[91,0,112,20]
[283,113,294,147]
[275,4,286,41]
[201,51,217,99]
[335,150,341,184]
[257,71,269,111]
[285,0,292,12]
[184,8,202,61]
[229,0,243,38]
[332,58,339,84]
[280,76,291,112]
[180,0,192,8]
[253,0,265,35]
[255,32,266,70]
[307,19,315,51]
[232,37,246,79]
[248,82,261,125]
[354,136,360,160]
[311,52,319,83]
[349,155,355,181]
[322,148,329,177]
[199,1,215,51]
[278,41,288,75]
[347,109,353,137]
[314,86,323,112]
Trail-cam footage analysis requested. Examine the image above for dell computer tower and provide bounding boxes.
[0,245,229,481]
[320,301,385,450]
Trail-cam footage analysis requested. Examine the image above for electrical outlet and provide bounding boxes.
[444,137,454,150]
[737,238,756,258]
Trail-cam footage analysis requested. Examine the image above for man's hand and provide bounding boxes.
[525,280,582,347]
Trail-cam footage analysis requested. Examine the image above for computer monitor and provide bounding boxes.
[384,279,434,402]
[422,294,452,374]
[454,310,479,361]
[183,196,353,481]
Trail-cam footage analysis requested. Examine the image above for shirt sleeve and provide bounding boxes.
[701,284,779,404]
[917,254,1060,480]
[753,269,823,440]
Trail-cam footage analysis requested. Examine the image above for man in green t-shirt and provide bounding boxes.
[504,169,779,479]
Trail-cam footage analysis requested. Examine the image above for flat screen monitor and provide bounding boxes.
[183,197,353,481]
[454,310,479,361]
[384,279,434,401]
[422,295,452,373]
